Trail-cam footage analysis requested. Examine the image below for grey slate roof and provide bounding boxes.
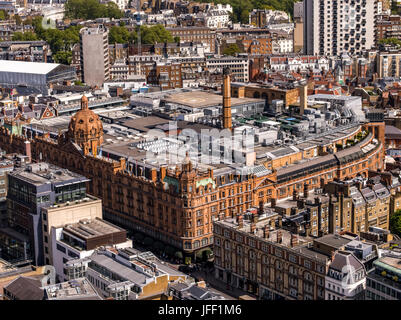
[4,276,44,300]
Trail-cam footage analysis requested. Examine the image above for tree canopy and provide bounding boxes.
[223,43,241,56]
[379,37,401,47]
[200,0,300,24]
[390,210,401,237]
[28,17,82,65]
[12,31,38,41]
[109,24,174,44]
[65,0,123,20]
[140,25,174,44]
[109,25,135,44]
[0,10,9,21]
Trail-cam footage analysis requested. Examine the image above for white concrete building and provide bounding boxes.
[205,9,231,29]
[325,251,366,300]
[272,38,294,54]
[206,55,249,82]
[51,218,132,282]
[303,0,377,56]
[269,55,329,72]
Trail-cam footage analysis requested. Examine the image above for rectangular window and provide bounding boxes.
[57,244,66,254]
[68,250,79,259]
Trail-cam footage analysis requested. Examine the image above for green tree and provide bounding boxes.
[25,17,82,65]
[198,0,300,23]
[53,51,72,65]
[223,43,241,56]
[12,31,38,41]
[140,25,174,44]
[14,14,22,25]
[379,37,401,47]
[390,210,401,237]
[65,0,123,20]
[109,25,131,44]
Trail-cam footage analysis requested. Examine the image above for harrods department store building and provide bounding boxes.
[0,95,386,258]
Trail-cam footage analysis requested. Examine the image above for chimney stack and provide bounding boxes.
[238,214,244,228]
[278,216,282,227]
[290,234,298,247]
[299,83,307,116]
[331,251,336,262]
[277,230,282,244]
[252,212,258,224]
[222,67,232,131]
[160,166,167,181]
[259,201,264,215]
[292,190,298,201]
[250,222,256,234]
[303,183,309,198]
[151,168,157,182]
[271,198,276,208]
[263,225,270,239]
[24,140,31,163]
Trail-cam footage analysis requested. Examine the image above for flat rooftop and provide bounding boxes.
[9,163,89,187]
[163,91,263,109]
[90,253,151,287]
[313,234,354,249]
[377,256,401,271]
[0,59,60,75]
[44,278,102,300]
[63,218,125,241]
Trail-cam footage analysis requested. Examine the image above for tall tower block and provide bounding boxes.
[222,67,232,131]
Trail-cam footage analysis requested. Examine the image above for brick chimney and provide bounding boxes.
[263,225,270,239]
[276,230,282,244]
[252,213,258,224]
[250,222,256,234]
[303,183,309,198]
[305,223,311,237]
[24,140,31,163]
[151,168,157,182]
[271,198,276,208]
[331,251,336,262]
[278,216,282,227]
[290,234,298,247]
[292,190,298,201]
[160,166,167,181]
[259,201,264,215]
[238,214,244,228]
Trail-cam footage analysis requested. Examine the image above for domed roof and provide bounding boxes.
[67,96,104,154]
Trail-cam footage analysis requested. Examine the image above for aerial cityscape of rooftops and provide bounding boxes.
[2,0,401,305]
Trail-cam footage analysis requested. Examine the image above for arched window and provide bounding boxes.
[253,91,260,98]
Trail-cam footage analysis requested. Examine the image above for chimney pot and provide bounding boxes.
[238,214,244,228]
[250,222,256,234]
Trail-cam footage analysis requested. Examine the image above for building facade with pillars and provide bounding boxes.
[213,211,330,299]
[0,94,387,262]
